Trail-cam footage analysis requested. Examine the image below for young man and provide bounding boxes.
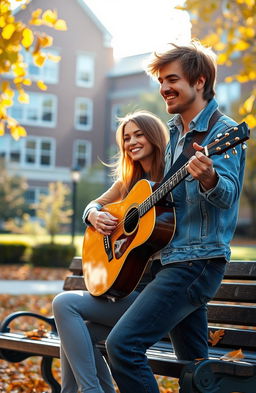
[106,41,247,393]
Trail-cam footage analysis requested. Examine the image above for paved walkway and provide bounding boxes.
[0,280,63,294]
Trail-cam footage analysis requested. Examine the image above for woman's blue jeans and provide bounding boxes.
[106,258,226,393]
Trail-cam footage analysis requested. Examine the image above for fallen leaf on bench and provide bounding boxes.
[208,329,225,346]
[220,348,245,361]
[24,324,49,339]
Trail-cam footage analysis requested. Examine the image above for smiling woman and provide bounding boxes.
[52,110,169,393]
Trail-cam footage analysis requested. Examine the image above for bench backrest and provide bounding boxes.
[63,258,256,352]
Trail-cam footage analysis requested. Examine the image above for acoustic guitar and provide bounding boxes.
[82,122,249,298]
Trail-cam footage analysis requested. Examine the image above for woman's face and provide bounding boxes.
[123,120,154,169]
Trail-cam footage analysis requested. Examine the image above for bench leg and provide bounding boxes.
[41,356,61,393]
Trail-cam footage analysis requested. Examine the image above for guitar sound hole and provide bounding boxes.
[124,207,139,234]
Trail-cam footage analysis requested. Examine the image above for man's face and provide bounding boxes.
[158,60,200,115]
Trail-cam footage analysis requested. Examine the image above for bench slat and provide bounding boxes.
[214,282,256,302]
[208,303,256,326]
[224,261,256,279]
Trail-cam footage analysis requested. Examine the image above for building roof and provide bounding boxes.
[77,0,112,47]
[109,52,151,77]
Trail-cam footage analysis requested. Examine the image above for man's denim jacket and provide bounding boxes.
[160,98,246,265]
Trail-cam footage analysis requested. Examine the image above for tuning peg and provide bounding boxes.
[224,153,230,159]
[242,143,247,150]
[232,148,237,155]
[217,133,222,138]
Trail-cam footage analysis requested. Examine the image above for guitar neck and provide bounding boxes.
[139,163,188,216]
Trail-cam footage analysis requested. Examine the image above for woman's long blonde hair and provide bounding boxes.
[112,110,169,195]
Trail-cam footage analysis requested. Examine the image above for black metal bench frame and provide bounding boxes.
[1,257,256,393]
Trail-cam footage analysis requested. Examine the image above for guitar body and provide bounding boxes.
[82,179,176,298]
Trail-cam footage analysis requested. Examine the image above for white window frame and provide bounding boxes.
[74,97,93,131]
[73,139,92,171]
[9,92,57,128]
[76,53,94,88]
[23,137,56,168]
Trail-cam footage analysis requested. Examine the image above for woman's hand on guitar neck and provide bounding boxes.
[88,209,118,235]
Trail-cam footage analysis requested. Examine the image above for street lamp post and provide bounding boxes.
[71,166,80,245]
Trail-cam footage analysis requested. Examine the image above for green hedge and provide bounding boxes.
[0,242,28,264]
[30,243,76,268]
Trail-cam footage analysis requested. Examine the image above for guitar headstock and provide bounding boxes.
[205,122,250,158]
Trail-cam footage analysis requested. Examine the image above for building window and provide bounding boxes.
[25,187,48,205]
[24,137,55,167]
[23,48,59,84]
[0,136,55,168]
[111,104,123,131]
[74,98,93,130]
[216,82,240,115]
[9,92,57,127]
[76,53,94,87]
[73,140,92,170]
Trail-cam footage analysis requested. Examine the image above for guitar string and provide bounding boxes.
[107,161,189,237]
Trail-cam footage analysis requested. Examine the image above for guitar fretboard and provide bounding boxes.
[139,163,188,216]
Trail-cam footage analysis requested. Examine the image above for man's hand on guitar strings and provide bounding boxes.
[187,142,218,191]
[88,210,118,235]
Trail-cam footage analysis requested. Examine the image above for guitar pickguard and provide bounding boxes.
[114,230,138,259]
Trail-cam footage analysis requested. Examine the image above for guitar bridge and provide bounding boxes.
[103,235,113,262]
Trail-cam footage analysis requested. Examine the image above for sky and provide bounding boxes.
[11,0,191,59]
[85,0,191,58]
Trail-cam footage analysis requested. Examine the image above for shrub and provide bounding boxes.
[30,243,76,268]
[0,242,28,264]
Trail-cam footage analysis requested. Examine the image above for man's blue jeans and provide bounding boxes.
[106,258,226,393]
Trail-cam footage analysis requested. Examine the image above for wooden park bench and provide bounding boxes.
[0,256,256,393]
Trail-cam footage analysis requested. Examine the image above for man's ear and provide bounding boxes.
[196,75,206,91]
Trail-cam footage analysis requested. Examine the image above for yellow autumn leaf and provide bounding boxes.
[18,91,29,103]
[0,121,5,136]
[31,8,42,19]
[39,34,53,48]
[10,126,22,141]
[237,74,250,83]
[22,27,34,48]
[2,23,15,40]
[0,16,6,28]
[1,97,13,107]
[225,76,234,83]
[42,10,58,25]
[217,53,228,65]
[47,53,61,63]
[37,80,47,91]
[0,2,9,14]
[243,114,256,128]
[2,81,10,91]
[243,94,255,113]
[12,63,26,77]
[33,52,46,67]
[22,78,32,86]
[29,17,43,26]
[233,40,250,51]
[54,19,67,31]
[15,125,27,137]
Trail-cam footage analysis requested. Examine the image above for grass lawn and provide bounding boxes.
[0,233,256,260]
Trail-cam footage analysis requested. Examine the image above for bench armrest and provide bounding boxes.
[0,311,57,334]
